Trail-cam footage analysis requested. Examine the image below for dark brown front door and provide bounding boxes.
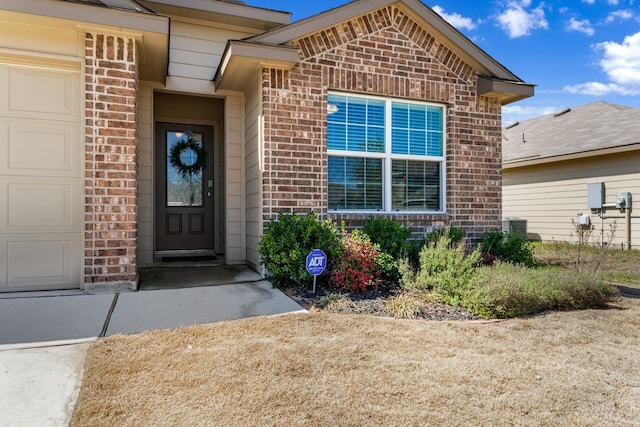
[155,123,214,252]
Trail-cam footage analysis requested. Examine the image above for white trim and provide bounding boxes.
[327,92,446,214]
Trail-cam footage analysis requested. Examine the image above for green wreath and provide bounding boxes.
[169,137,206,177]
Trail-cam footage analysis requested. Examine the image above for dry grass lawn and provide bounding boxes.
[72,295,640,426]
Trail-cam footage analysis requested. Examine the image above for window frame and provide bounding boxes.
[327,92,446,214]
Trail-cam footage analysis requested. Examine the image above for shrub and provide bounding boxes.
[481,230,534,267]
[405,237,427,270]
[258,213,342,289]
[426,226,467,247]
[363,217,413,282]
[404,226,466,269]
[401,231,481,306]
[463,263,619,319]
[363,217,412,259]
[330,229,380,293]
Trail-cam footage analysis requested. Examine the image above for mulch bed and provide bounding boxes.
[284,285,480,321]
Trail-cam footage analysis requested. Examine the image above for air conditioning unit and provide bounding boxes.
[502,218,527,236]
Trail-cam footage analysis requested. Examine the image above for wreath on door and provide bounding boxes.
[169,136,206,177]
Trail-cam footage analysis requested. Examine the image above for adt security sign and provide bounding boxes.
[306,249,326,294]
[306,249,327,276]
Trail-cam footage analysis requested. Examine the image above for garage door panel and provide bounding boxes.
[0,56,82,292]
[0,177,80,232]
[0,120,80,176]
[2,65,80,119]
[0,235,81,291]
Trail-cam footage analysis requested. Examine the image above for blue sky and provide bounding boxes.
[247,0,640,124]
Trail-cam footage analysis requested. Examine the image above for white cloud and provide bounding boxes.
[604,9,634,23]
[567,17,595,35]
[598,32,640,86]
[582,0,596,4]
[432,5,477,31]
[502,105,559,124]
[563,31,640,96]
[496,1,548,38]
[563,81,639,95]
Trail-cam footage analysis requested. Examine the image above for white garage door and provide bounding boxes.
[0,55,82,292]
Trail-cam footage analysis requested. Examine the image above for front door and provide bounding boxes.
[155,123,214,253]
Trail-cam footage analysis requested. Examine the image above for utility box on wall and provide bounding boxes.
[587,182,604,209]
[616,192,631,209]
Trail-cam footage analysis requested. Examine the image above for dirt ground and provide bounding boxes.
[72,292,640,426]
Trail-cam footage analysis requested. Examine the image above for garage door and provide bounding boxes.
[0,55,82,292]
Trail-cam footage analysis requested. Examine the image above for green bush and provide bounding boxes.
[363,217,412,260]
[426,226,467,247]
[258,213,342,289]
[363,217,412,282]
[401,231,481,306]
[463,263,619,319]
[481,230,534,267]
[405,237,427,270]
[404,226,466,270]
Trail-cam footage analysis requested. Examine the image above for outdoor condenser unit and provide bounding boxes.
[502,218,527,236]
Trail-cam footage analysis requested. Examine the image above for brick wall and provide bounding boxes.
[261,6,502,241]
[84,33,139,290]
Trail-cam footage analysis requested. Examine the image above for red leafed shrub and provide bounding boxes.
[330,230,380,292]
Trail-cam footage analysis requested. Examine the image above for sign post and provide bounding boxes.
[305,249,327,295]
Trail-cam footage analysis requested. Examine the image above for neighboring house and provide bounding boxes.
[0,0,533,293]
[503,102,640,249]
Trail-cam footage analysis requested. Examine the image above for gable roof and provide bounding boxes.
[503,101,640,168]
[215,0,534,103]
[248,0,519,82]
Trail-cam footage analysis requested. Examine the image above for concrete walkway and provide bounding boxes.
[0,266,305,426]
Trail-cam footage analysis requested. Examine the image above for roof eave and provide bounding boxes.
[0,0,168,33]
[477,76,535,106]
[137,0,291,31]
[247,0,528,83]
[0,0,169,83]
[214,40,299,92]
[503,143,640,169]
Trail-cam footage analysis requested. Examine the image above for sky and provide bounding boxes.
[246,0,640,124]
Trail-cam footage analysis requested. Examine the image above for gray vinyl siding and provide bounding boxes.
[245,75,262,269]
[168,21,254,82]
[503,152,640,249]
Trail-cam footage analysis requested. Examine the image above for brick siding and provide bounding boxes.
[84,33,139,290]
[261,6,502,241]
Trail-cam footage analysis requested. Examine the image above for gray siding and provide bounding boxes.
[245,76,262,269]
[503,152,640,249]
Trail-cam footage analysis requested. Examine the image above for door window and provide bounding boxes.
[166,131,205,207]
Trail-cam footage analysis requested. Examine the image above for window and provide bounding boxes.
[327,93,445,212]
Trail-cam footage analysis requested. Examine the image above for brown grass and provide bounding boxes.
[533,242,640,282]
[72,295,640,426]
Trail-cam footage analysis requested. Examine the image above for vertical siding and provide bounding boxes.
[245,76,262,269]
[225,95,245,264]
[137,84,153,267]
[503,152,640,249]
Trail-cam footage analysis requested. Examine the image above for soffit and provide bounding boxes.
[137,0,290,31]
[214,41,299,91]
[0,0,169,83]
